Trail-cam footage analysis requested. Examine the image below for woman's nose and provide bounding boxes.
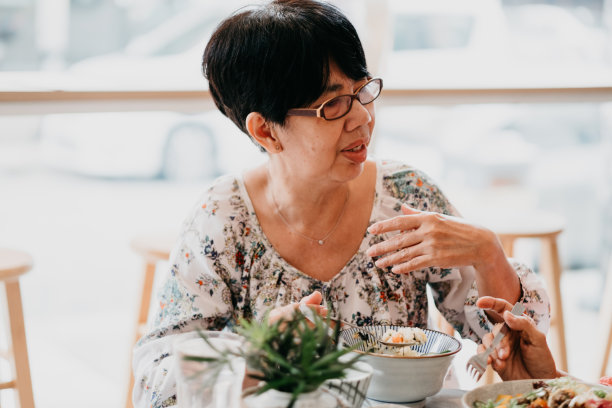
[344,99,373,130]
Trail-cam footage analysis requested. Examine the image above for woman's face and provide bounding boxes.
[272,65,376,186]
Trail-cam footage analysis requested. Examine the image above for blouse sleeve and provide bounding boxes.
[132,181,243,408]
[382,162,550,343]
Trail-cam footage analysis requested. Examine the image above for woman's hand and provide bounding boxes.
[268,291,327,324]
[476,296,558,380]
[366,204,500,274]
[367,204,521,303]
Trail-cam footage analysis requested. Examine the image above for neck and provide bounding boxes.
[266,164,350,237]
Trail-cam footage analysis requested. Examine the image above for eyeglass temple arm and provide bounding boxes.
[286,109,321,117]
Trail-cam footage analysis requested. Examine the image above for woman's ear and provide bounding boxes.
[245,112,283,153]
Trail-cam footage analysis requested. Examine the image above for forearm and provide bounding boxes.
[473,230,521,304]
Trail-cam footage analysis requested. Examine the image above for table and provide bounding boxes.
[367,388,466,407]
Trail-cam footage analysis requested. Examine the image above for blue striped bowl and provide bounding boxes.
[340,326,461,403]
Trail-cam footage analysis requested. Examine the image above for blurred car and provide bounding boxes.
[382,0,611,87]
[39,3,251,180]
[67,3,239,88]
[381,0,508,88]
[39,111,220,180]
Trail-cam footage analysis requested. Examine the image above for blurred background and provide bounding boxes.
[1,0,612,406]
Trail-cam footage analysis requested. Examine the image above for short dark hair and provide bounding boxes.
[202,0,369,146]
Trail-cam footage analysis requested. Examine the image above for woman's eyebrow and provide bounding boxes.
[323,83,344,94]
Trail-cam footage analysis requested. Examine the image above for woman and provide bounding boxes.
[132,1,550,406]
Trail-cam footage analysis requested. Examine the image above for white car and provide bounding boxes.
[39,1,256,179]
[39,3,255,180]
[39,111,219,179]
[381,0,509,88]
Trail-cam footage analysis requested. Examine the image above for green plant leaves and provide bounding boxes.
[182,308,363,405]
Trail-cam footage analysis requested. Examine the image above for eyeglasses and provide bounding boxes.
[286,77,383,121]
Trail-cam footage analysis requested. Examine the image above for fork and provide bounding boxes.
[465,302,526,381]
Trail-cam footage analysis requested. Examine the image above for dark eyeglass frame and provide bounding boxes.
[286,77,383,121]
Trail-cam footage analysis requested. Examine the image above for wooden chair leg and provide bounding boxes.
[597,255,612,378]
[125,260,157,408]
[5,280,35,408]
[540,236,568,372]
[135,261,157,343]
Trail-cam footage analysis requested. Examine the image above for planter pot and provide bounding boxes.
[242,387,339,408]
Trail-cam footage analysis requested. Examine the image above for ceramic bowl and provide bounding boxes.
[340,326,461,404]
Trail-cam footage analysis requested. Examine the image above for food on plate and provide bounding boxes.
[473,377,612,408]
[601,378,612,387]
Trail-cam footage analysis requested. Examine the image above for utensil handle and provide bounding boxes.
[483,302,525,358]
[482,325,506,359]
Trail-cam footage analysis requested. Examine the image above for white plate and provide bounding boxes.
[462,378,612,408]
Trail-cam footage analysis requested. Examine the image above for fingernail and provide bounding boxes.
[367,225,377,233]
[375,260,383,267]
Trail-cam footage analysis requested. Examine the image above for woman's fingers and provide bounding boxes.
[476,296,515,323]
[269,291,324,324]
[268,304,294,323]
[401,204,421,215]
[388,255,431,274]
[300,290,323,306]
[372,244,423,268]
[481,332,494,349]
[367,230,423,258]
[491,356,507,372]
[502,311,540,344]
[367,213,423,235]
[476,296,514,315]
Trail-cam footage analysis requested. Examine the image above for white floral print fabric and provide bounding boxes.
[132,160,550,408]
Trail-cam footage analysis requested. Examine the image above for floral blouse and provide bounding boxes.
[132,160,550,408]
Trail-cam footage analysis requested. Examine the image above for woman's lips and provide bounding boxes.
[341,143,368,163]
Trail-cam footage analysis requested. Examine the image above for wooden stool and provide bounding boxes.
[0,248,35,408]
[125,233,175,408]
[493,213,568,372]
[596,252,612,377]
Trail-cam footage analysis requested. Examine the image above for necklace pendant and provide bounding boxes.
[318,239,324,245]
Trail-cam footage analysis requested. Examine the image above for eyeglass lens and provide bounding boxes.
[322,79,381,120]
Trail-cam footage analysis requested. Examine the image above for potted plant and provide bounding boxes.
[183,310,365,408]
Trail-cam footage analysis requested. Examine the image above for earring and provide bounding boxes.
[275,144,281,151]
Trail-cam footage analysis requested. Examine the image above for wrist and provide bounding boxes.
[474,230,521,303]
[473,229,506,272]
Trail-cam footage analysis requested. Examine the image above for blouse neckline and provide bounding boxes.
[235,160,383,284]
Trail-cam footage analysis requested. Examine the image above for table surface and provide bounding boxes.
[367,388,466,407]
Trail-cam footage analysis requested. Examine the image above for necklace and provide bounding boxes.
[269,181,350,246]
